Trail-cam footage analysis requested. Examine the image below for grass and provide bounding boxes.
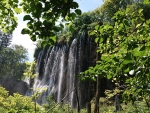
[74,97,150,113]
[42,97,150,113]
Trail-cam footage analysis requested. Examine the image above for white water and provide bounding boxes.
[31,34,96,107]
[57,47,65,103]
[67,39,77,106]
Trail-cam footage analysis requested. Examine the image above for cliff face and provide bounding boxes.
[0,77,28,95]
[32,31,113,108]
[32,31,97,108]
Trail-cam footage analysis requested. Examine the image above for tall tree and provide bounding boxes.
[94,0,142,24]
[0,31,12,49]
[83,0,150,111]
[0,44,28,79]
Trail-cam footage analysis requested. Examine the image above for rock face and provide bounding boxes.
[0,77,28,95]
[32,31,114,108]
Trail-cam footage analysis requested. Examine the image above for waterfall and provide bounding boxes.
[67,39,77,107]
[57,46,65,103]
[32,32,98,108]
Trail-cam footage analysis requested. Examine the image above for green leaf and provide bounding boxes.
[41,40,47,47]
[99,28,103,34]
[144,0,149,4]
[123,19,129,26]
[21,28,30,34]
[95,25,99,30]
[89,30,96,36]
[124,67,130,73]
[138,9,143,14]
[140,46,150,51]
[75,9,82,15]
[122,60,133,65]
[69,12,76,20]
[51,35,56,42]
[95,38,99,43]
[14,8,22,14]
[113,57,119,62]
[13,0,18,3]
[31,35,36,41]
[49,38,55,45]
[23,15,33,21]
[133,50,146,57]
[136,23,141,28]
[69,25,75,33]
[125,7,130,13]
[71,2,79,9]
[107,74,112,79]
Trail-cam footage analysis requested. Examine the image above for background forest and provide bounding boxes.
[0,0,150,112]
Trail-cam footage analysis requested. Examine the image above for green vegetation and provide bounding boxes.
[0,44,28,79]
[0,86,43,113]
[80,0,150,112]
[0,87,149,113]
[0,31,12,48]
[0,0,150,112]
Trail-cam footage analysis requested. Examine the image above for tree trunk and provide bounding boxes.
[114,94,123,112]
[94,23,103,113]
[94,77,100,113]
[75,87,80,113]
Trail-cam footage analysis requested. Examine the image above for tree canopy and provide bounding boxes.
[0,44,28,79]
[0,0,150,111]
[81,0,150,107]
[0,31,12,49]
[0,0,21,33]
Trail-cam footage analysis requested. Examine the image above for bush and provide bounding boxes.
[0,86,44,113]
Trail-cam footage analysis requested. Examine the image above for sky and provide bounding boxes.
[12,0,103,62]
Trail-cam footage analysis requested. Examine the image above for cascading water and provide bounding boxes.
[31,32,98,108]
[57,46,65,103]
[67,39,77,107]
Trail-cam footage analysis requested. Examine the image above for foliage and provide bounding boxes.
[43,95,86,113]
[23,61,37,88]
[20,0,81,46]
[34,40,43,59]
[81,0,150,109]
[0,31,12,49]
[94,0,143,24]
[23,61,37,79]
[0,44,28,79]
[0,0,82,47]
[0,86,43,113]
[0,0,21,33]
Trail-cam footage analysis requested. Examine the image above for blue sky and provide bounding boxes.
[75,0,103,12]
[12,0,103,62]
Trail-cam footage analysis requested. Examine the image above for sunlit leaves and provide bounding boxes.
[0,86,42,112]
[14,7,22,14]
[0,0,21,33]
[20,0,81,46]
[0,45,28,78]
[82,1,150,104]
